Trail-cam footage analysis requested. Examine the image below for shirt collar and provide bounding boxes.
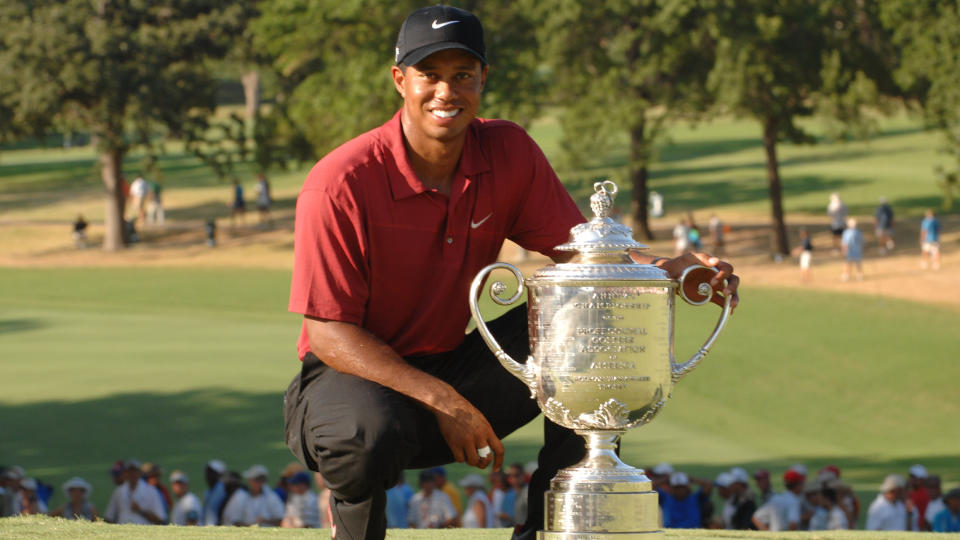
[380,110,491,200]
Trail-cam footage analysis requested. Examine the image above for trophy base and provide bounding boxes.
[540,431,663,538]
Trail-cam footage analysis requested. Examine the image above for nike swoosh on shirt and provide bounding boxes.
[432,19,460,29]
[471,213,493,229]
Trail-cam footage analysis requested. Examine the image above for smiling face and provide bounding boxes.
[392,48,487,146]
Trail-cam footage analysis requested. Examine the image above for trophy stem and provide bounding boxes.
[541,430,662,539]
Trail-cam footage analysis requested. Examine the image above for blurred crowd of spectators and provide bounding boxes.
[3,460,958,532]
[649,462,960,533]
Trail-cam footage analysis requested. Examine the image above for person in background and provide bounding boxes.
[661,472,713,529]
[488,471,508,528]
[129,175,149,224]
[874,196,895,254]
[241,465,284,527]
[459,473,495,528]
[148,180,165,225]
[925,475,945,531]
[73,214,88,249]
[0,467,24,517]
[201,459,227,526]
[867,474,912,531]
[753,468,773,504]
[255,173,273,227]
[275,462,304,504]
[314,472,332,529]
[752,470,804,532]
[15,478,46,515]
[407,470,457,529]
[686,213,702,251]
[709,213,725,255]
[673,219,690,256]
[281,472,320,528]
[430,467,462,519]
[141,462,172,515]
[509,462,530,528]
[841,217,864,281]
[827,193,848,253]
[792,228,813,282]
[169,470,201,526]
[907,464,931,529]
[386,471,414,529]
[931,487,960,533]
[713,472,734,529]
[220,471,251,526]
[50,477,97,521]
[920,209,941,270]
[104,459,166,525]
[728,468,757,530]
[810,486,848,530]
[230,178,246,228]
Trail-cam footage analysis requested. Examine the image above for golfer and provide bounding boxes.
[283,6,740,540]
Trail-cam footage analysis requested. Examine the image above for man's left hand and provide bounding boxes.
[657,252,739,311]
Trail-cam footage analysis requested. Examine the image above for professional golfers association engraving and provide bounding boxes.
[469,181,732,538]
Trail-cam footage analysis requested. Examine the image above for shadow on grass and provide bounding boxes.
[0,318,46,335]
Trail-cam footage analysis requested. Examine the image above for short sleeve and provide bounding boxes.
[507,135,584,257]
[289,187,369,324]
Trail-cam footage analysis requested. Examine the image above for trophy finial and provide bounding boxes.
[590,180,618,219]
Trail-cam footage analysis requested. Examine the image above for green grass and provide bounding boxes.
[0,516,953,539]
[2,268,958,524]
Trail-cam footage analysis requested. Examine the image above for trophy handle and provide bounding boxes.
[671,265,733,382]
[469,262,538,398]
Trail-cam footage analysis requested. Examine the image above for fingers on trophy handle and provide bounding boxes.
[469,263,538,397]
[671,265,733,382]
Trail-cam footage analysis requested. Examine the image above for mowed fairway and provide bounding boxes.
[2,267,958,521]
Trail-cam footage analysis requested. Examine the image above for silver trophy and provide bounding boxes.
[469,181,732,538]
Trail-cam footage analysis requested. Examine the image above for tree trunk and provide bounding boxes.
[762,117,790,255]
[241,70,260,131]
[629,122,654,241]
[100,148,127,251]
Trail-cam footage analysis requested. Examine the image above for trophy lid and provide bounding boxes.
[555,180,648,254]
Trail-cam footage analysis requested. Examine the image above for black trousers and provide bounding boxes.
[283,306,586,539]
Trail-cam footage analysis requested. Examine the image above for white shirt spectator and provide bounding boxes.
[171,492,201,526]
[827,506,850,530]
[407,490,457,529]
[284,491,320,528]
[926,497,945,526]
[490,487,506,524]
[105,480,167,525]
[867,494,908,531]
[131,177,149,199]
[753,500,787,531]
[461,490,495,528]
[221,489,251,526]
[243,489,285,527]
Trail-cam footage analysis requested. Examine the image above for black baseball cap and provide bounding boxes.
[395,5,486,66]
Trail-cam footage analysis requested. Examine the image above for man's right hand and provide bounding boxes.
[435,396,505,471]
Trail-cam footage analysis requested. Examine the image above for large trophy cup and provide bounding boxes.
[469,181,732,538]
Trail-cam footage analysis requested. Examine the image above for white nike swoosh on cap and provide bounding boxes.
[471,213,493,229]
[432,19,459,29]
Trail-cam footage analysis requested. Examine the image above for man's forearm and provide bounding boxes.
[305,317,461,416]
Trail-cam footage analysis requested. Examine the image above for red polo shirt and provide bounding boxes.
[289,110,584,359]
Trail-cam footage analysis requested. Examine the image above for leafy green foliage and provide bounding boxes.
[530,0,715,238]
[882,1,960,209]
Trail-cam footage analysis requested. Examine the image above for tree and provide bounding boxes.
[881,1,960,210]
[250,0,547,158]
[0,1,249,250]
[708,0,885,254]
[531,0,715,240]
